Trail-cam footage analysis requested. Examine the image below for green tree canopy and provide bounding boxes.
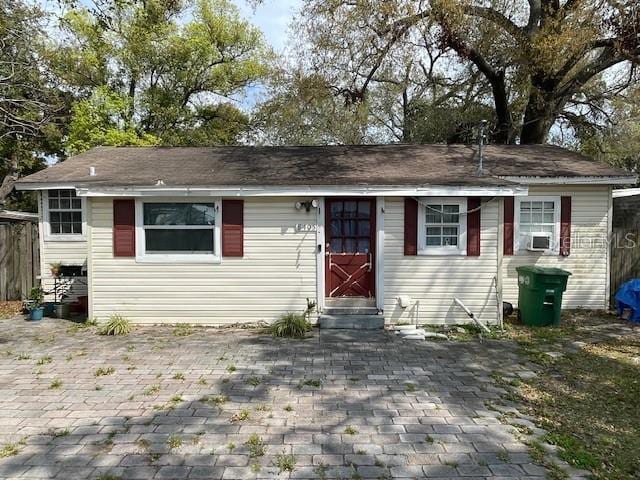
[0,0,69,210]
[285,0,639,144]
[56,0,271,152]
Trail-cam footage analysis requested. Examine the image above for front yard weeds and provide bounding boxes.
[507,328,640,479]
[95,367,115,377]
[270,312,312,339]
[245,433,266,457]
[167,435,182,450]
[99,314,132,336]
[274,453,296,473]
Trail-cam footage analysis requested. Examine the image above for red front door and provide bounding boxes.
[325,198,376,297]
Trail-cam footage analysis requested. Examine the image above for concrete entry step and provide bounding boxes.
[323,297,378,316]
[319,314,385,330]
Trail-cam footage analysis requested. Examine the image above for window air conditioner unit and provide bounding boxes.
[527,232,552,251]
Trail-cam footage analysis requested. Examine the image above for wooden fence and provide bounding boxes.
[0,222,40,301]
[610,228,640,307]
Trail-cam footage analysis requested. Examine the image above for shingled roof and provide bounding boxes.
[16,144,633,188]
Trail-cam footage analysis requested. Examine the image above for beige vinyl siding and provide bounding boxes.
[383,197,500,325]
[38,193,88,302]
[502,185,610,309]
[90,197,317,324]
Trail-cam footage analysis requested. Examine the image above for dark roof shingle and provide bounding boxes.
[17,144,633,188]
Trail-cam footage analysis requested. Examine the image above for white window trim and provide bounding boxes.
[135,198,222,264]
[42,189,87,241]
[514,195,561,254]
[418,197,467,256]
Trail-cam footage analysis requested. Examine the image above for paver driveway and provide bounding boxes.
[0,318,549,479]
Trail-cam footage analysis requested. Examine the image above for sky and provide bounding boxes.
[235,0,301,53]
[233,0,301,110]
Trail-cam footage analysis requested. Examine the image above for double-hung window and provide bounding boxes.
[136,200,221,263]
[418,197,467,255]
[515,196,560,253]
[44,189,85,240]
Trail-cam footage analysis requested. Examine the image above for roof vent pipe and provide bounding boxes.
[476,120,488,176]
[89,166,96,176]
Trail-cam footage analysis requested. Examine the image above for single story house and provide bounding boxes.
[15,144,635,326]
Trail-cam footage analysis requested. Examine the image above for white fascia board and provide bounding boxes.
[14,182,79,191]
[613,187,640,198]
[75,185,529,197]
[499,175,637,185]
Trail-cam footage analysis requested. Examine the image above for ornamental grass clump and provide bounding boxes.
[270,312,312,339]
[99,314,132,336]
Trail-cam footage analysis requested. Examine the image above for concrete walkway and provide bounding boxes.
[0,317,548,479]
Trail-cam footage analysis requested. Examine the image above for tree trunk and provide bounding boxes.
[491,70,513,144]
[520,89,555,144]
[0,150,20,207]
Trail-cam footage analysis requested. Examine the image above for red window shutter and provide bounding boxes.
[113,199,135,257]
[404,197,418,256]
[222,199,244,257]
[504,197,514,255]
[467,197,481,256]
[560,196,571,256]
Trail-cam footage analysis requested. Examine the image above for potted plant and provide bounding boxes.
[49,262,62,278]
[27,286,45,321]
[54,296,70,319]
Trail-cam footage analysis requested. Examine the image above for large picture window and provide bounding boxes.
[44,189,85,240]
[418,197,467,255]
[137,200,221,262]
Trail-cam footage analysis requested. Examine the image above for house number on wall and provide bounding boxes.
[295,223,317,232]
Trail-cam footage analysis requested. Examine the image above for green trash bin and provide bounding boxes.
[516,266,571,326]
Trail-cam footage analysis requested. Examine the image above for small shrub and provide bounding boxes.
[95,367,115,377]
[245,433,266,457]
[197,377,208,385]
[167,435,182,450]
[172,373,185,380]
[144,384,161,395]
[274,453,296,473]
[0,443,19,458]
[283,405,293,412]
[203,394,229,407]
[246,376,261,386]
[297,379,321,389]
[49,379,62,389]
[270,313,312,339]
[17,353,30,360]
[344,425,358,435]
[37,356,52,365]
[230,409,250,422]
[47,428,69,438]
[226,364,236,372]
[99,314,132,336]
[173,324,193,336]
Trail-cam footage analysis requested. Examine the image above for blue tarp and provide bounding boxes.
[614,279,640,322]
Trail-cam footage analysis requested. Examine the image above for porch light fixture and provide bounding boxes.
[295,199,319,212]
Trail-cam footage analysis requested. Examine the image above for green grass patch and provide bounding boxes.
[517,337,640,479]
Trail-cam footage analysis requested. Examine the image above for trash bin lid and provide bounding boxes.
[515,265,572,276]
